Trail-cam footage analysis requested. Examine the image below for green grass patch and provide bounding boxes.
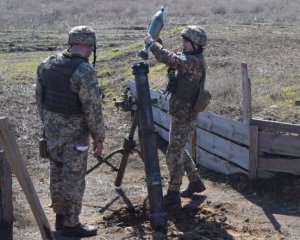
[267,85,300,117]
[98,43,143,60]
[281,86,300,100]
[270,86,299,101]
[97,66,116,78]
[255,77,268,86]
[101,63,133,80]
[149,64,167,80]
[0,52,50,83]
[160,26,182,38]
[97,26,181,62]
[11,60,39,76]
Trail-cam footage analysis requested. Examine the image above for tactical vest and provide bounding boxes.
[41,53,87,115]
[166,62,206,106]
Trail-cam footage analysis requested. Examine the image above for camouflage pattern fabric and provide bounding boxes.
[150,42,206,120]
[35,50,105,227]
[181,25,207,46]
[49,143,88,226]
[149,42,206,192]
[167,116,200,192]
[68,25,96,46]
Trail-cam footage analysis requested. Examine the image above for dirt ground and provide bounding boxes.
[0,23,299,239]
[2,93,300,240]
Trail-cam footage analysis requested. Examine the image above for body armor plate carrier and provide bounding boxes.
[41,54,86,115]
[166,67,206,106]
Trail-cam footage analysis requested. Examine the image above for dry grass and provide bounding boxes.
[0,0,299,124]
[1,0,299,33]
[0,2,299,239]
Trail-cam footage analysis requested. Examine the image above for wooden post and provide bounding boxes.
[241,63,259,179]
[248,125,259,180]
[0,117,54,240]
[0,149,13,240]
[241,63,252,124]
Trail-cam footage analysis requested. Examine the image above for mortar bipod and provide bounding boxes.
[85,112,142,187]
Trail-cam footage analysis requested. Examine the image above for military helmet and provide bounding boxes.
[181,26,207,47]
[68,26,96,46]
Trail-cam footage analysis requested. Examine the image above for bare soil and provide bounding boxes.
[0,23,299,240]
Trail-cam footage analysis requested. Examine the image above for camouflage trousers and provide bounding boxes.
[166,115,200,193]
[48,142,88,227]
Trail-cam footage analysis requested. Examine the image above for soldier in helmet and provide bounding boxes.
[145,26,208,209]
[35,26,104,237]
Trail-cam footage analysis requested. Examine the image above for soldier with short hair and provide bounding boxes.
[145,26,208,209]
[35,25,104,237]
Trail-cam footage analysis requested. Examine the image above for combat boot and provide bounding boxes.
[62,223,97,237]
[180,179,206,198]
[163,191,181,209]
[55,214,64,231]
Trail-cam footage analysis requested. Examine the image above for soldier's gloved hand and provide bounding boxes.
[93,142,103,157]
[144,34,154,45]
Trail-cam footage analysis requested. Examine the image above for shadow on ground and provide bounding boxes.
[201,168,300,234]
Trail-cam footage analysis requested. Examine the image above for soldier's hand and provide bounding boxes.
[93,142,103,157]
[144,34,153,45]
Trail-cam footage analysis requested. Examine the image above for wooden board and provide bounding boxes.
[154,124,169,142]
[248,125,258,179]
[151,92,169,112]
[128,80,170,111]
[197,111,249,146]
[258,157,300,175]
[127,80,300,177]
[259,131,300,157]
[0,150,13,224]
[128,80,137,96]
[252,118,300,134]
[241,63,252,124]
[196,128,249,170]
[0,117,53,240]
[152,106,170,130]
[196,148,247,175]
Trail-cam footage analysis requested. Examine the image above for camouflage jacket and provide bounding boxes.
[35,50,105,147]
[149,42,207,120]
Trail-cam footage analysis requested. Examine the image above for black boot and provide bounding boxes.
[62,223,97,237]
[55,214,64,231]
[163,191,181,209]
[180,179,206,198]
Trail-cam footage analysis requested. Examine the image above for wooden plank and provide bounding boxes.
[0,150,13,240]
[196,128,249,170]
[252,118,300,134]
[128,80,170,111]
[128,80,136,96]
[0,150,13,224]
[0,117,54,240]
[197,111,249,146]
[256,170,277,179]
[152,106,170,130]
[248,125,259,180]
[259,131,300,157]
[151,91,169,112]
[241,63,252,124]
[154,124,169,142]
[258,157,300,175]
[152,106,250,149]
[196,147,247,175]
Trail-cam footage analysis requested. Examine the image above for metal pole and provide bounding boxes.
[132,62,166,230]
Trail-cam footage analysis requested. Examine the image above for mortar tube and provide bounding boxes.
[132,62,166,230]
